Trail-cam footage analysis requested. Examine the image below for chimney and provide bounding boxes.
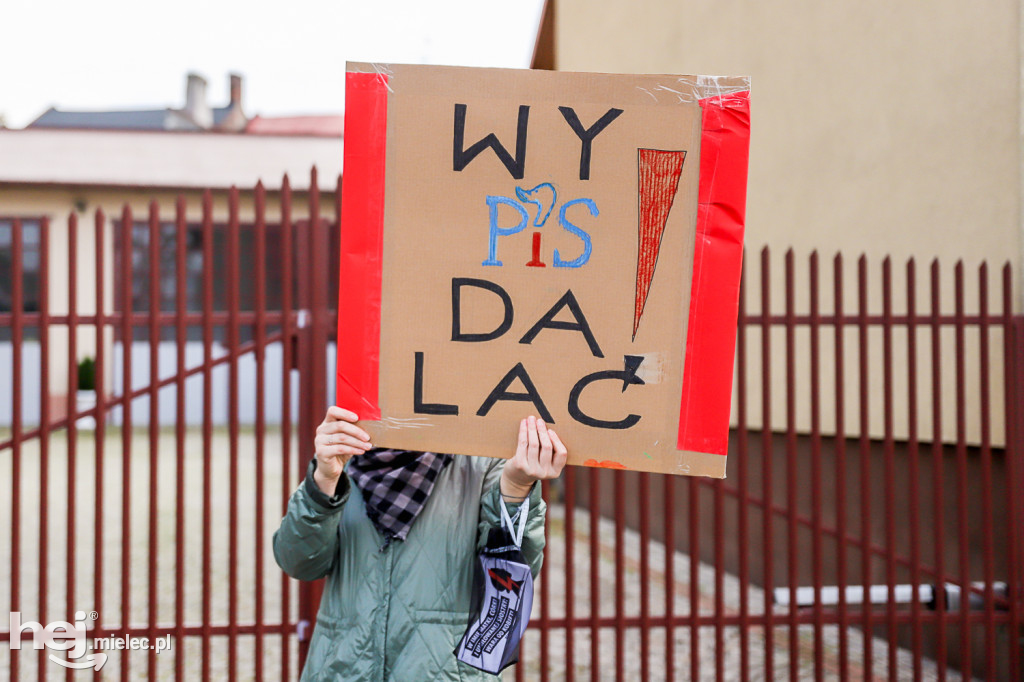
[230,73,243,107]
[216,72,249,132]
[184,73,213,129]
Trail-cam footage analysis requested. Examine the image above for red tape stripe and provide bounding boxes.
[336,72,389,419]
[678,91,751,455]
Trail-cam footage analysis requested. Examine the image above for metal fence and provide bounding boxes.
[544,250,1023,681]
[1,172,1021,680]
[1,174,329,681]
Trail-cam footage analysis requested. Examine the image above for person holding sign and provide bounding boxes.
[273,407,566,680]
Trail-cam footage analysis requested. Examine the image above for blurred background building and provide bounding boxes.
[535,0,1022,292]
[0,72,342,423]
[531,0,1020,447]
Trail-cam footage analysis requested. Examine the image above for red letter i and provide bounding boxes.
[526,232,546,267]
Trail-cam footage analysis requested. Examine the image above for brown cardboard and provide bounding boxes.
[341,63,748,477]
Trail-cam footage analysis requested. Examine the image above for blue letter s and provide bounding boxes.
[553,198,597,268]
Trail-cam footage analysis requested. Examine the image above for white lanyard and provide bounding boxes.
[500,495,530,548]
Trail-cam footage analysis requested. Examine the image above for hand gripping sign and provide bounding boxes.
[338,63,750,477]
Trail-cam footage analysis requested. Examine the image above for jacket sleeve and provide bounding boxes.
[477,458,547,577]
[272,459,351,581]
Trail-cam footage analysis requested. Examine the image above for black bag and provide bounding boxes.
[455,498,534,673]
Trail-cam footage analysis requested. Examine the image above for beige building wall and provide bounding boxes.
[554,1,1021,283]
[552,0,1020,445]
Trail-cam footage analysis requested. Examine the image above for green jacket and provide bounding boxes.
[273,455,546,681]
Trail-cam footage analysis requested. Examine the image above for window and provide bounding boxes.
[0,217,43,340]
[113,220,318,342]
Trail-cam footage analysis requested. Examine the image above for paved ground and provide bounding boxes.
[1,429,972,680]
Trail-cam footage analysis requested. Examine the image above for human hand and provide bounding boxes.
[313,406,372,495]
[500,415,567,500]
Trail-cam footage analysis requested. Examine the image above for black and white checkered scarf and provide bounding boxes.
[347,448,453,544]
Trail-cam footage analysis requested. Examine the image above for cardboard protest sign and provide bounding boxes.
[338,63,750,477]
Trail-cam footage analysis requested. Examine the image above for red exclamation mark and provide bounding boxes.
[634,148,686,339]
[526,232,546,267]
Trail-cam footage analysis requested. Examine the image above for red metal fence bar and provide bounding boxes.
[809,251,823,682]
[785,250,798,682]
[882,257,897,680]
[25,608,1021,638]
[92,208,108,682]
[538,610,1014,629]
[856,255,873,680]
[201,189,215,682]
[663,448,676,681]
[294,198,315,671]
[1003,265,1022,682]
[712,474,724,682]
[833,253,849,681]
[147,201,161,681]
[227,186,241,681]
[37,215,51,678]
[589,468,600,682]
[11,309,1009,331]
[65,213,78,682]
[119,204,133,682]
[539,479,551,682]
[614,469,625,681]
[736,257,750,682]
[907,258,924,682]
[639,471,651,681]
[760,246,775,681]
[563,465,576,682]
[978,263,996,680]
[174,195,188,682]
[930,260,949,681]
[954,262,972,681]
[689,466,701,681]
[10,218,24,682]
[280,175,295,682]
[254,181,268,682]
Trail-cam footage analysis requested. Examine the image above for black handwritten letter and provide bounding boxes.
[519,289,604,358]
[453,104,530,180]
[567,356,645,429]
[414,351,459,415]
[452,278,514,342]
[476,363,554,423]
[558,107,624,180]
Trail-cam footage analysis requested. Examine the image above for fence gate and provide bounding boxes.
[1,172,338,681]
[2,175,1023,680]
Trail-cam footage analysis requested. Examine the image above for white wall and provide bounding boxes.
[0,341,337,428]
[0,342,42,426]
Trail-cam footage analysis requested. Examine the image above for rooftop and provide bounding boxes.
[0,127,342,191]
[245,115,344,137]
[24,72,339,137]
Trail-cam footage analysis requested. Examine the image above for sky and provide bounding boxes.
[0,0,546,128]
